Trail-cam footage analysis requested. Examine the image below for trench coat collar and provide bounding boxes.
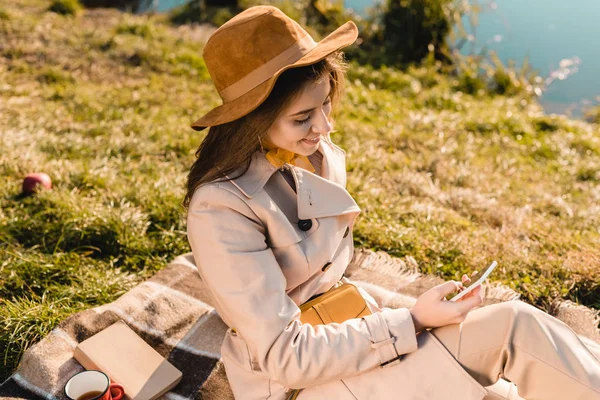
[225,140,361,219]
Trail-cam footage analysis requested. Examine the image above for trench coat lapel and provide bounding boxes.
[225,140,361,220]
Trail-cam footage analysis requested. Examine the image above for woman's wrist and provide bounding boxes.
[409,308,425,333]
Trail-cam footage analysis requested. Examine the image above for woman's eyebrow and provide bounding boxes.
[289,89,332,117]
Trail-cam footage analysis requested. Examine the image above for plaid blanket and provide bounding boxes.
[2,248,599,400]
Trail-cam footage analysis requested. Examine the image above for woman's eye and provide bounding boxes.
[294,98,331,126]
[295,116,311,125]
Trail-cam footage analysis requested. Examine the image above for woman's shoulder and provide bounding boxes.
[187,182,264,232]
[188,180,250,211]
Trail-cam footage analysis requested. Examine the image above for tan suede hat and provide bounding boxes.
[190,5,359,131]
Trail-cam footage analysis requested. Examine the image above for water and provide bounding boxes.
[148,0,600,118]
[143,0,188,11]
[458,0,600,118]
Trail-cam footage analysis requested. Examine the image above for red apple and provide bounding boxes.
[22,172,52,195]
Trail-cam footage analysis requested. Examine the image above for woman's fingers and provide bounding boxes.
[463,271,478,282]
[457,285,483,311]
[439,281,464,299]
[456,285,483,312]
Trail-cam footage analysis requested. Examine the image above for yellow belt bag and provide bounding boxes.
[298,281,372,325]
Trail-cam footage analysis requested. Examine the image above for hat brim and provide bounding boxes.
[190,20,359,131]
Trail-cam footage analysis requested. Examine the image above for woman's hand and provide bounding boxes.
[409,272,484,333]
[458,272,485,303]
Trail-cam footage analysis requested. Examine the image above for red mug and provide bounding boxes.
[64,370,125,400]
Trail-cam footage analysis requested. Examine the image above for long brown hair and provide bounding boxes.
[182,51,350,211]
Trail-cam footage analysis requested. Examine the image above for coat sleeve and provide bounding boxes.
[186,184,419,389]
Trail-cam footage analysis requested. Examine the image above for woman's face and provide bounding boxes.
[265,78,333,156]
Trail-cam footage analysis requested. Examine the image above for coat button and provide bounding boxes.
[321,261,333,272]
[343,226,350,238]
[298,219,312,231]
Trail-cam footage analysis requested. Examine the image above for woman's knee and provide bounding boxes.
[486,300,540,323]
[506,300,540,314]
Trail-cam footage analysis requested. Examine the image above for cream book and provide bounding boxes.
[73,320,183,400]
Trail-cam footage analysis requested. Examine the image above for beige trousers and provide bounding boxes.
[429,300,600,399]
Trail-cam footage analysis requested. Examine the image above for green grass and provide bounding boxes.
[48,0,82,15]
[1,0,599,382]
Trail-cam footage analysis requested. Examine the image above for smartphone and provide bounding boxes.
[446,261,498,302]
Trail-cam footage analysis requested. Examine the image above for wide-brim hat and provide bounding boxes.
[191,5,359,131]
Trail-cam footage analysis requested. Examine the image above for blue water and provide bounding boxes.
[149,0,600,118]
[457,0,600,118]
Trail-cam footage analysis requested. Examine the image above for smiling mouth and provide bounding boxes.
[302,136,321,143]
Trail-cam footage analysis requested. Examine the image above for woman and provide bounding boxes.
[184,5,600,400]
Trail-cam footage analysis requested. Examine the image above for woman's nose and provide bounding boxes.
[312,112,333,135]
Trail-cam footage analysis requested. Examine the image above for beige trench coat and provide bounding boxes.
[186,138,489,400]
